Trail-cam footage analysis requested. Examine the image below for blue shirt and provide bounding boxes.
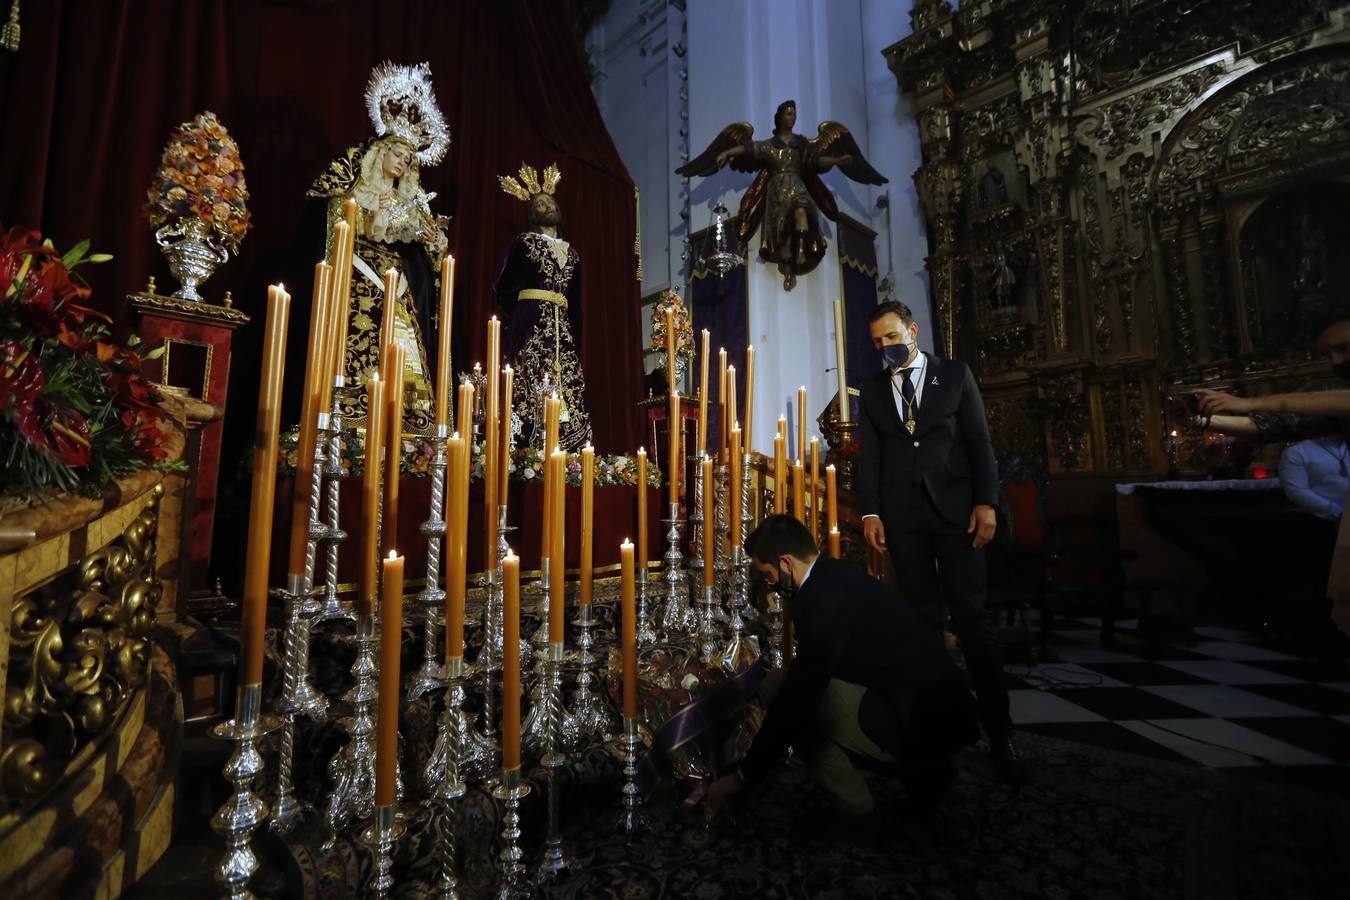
[1280,437,1350,520]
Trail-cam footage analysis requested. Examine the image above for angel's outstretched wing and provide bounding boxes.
[676,122,759,177]
[809,122,888,185]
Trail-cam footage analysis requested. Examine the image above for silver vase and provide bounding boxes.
[155,218,229,301]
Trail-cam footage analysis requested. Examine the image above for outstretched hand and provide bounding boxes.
[1196,389,1253,416]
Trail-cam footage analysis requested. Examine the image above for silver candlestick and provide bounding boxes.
[713,464,731,622]
[316,378,356,623]
[720,545,759,672]
[612,716,649,834]
[360,803,405,899]
[536,642,575,883]
[658,502,695,634]
[211,683,279,900]
[738,450,758,624]
[325,613,379,840]
[635,568,658,647]
[493,768,532,899]
[426,656,495,791]
[409,424,450,700]
[688,458,705,601]
[529,556,551,649]
[697,583,721,663]
[570,602,615,741]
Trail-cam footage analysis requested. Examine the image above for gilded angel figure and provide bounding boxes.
[676,99,886,289]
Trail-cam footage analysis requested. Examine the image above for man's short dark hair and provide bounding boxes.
[745,514,817,565]
[868,300,914,328]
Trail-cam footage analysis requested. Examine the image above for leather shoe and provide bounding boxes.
[991,738,1029,785]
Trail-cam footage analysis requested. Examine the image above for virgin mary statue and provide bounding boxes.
[307,62,451,436]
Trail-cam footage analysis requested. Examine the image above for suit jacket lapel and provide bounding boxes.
[916,356,948,434]
[870,368,905,435]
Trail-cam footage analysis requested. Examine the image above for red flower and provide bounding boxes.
[12,397,91,467]
[0,341,45,412]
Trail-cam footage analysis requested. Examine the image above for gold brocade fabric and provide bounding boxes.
[512,300,592,451]
[751,137,824,269]
[336,237,437,436]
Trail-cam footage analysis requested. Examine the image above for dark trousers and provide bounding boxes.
[886,490,1012,742]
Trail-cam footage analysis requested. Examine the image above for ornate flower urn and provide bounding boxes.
[155,219,229,301]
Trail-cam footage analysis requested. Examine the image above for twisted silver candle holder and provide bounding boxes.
[720,546,759,672]
[612,716,649,834]
[738,451,758,624]
[713,464,731,622]
[325,613,379,840]
[426,656,495,792]
[529,556,551,650]
[658,502,695,634]
[316,378,356,623]
[211,683,279,900]
[696,584,721,663]
[688,458,705,600]
[536,642,575,884]
[360,803,405,899]
[635,569,658,647]
[409,424,450,700]
[570,602,615,741]
[493,768,532,899]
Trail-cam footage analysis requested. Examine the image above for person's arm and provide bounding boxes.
[1279,447,1342,520]
[1199,388,1350,418]
[1195,414,1261,438]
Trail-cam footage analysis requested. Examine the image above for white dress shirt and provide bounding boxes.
[1280,437,1350,520]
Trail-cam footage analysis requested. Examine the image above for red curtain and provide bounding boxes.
[0,1,644,589]
[0,0,642,451]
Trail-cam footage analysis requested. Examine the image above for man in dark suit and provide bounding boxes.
[705,515,979,823]
[858,300,1027,784]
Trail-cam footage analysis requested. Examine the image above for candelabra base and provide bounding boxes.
[359,804,407,899]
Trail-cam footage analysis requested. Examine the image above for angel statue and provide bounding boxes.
[306,61,451,436]
[493,162,593,451]
[677,99,886,290]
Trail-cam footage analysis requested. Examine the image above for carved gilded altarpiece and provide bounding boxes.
[886,0,1350,476]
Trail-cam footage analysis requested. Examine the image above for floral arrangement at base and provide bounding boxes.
[143,111,251,253]
[279,427,664,489]
[650,289,694,366]
[0,226,186,511]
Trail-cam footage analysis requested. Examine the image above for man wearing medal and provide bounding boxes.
[857,301,1026,784]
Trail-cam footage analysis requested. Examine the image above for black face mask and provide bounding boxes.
[1333,362,1350,384]
[881,341,914,371]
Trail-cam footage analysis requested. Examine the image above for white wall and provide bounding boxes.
[588,0,932,451]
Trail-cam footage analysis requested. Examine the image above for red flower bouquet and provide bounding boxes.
[0,225,183,508]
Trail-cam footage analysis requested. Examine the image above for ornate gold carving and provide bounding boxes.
[978,323,1038,377]
[1,487,162,809]
[1039,371,1092,473]
[128,291,250,328]
[985,393,1045,469]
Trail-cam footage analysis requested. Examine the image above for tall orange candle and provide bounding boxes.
[718,348,728,458]
[287,266,332,579]
[240,285,289,685]
[545,393,560,456]
[343,196,357,229]
[548,448,566,643]
[702,456,715,587]
[499,365,513,505]
[744,345,756,452]
[792,459,805,523]
[502,551,522,770]
[380,267,400,354]
[360,374,385,617]
[382,343,406,555]
[326,222,352,390]
[773,434,786,514]
[376,551,403,807]
[435,255,456,426]
[636,447,648,575]
[826,464,838,535]
[667,390,680,507]
[828,527,841,559]
[312,260,336,415]
[797,386,808,464]
[697,329,709,456]
[809,437,820,542]
[726,365,737,455]
[445,432,467,660]
[620,540,637,719]
[483,318,500,571]
[730,425,743,546]
[541,433,555,572]
[580,444,594,604]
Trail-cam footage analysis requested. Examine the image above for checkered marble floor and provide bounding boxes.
[1005,619,1350,775]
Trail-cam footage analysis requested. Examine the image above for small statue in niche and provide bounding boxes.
[989,247,1018,322]
[975,162,1009,213]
